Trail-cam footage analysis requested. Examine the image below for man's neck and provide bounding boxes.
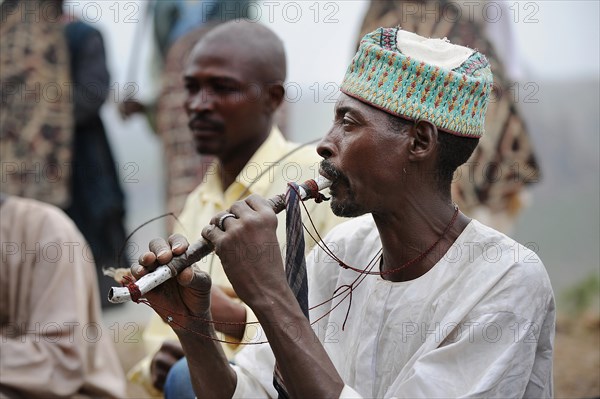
[372,194,470,282]
[218,130,270,192]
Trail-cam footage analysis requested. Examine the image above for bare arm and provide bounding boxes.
[210,285,246,340]
[138,192,345,397]
[134,236,237,397]
[202,195,345,397]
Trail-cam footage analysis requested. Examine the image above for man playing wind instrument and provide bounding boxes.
[134,27,554,397]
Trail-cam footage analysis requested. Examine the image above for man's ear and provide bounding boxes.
[407,119,438,162]
[264,83,285,113]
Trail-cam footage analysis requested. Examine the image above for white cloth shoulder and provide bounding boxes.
[232,216,555,398]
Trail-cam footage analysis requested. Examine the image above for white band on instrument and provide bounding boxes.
[218,213,237,231]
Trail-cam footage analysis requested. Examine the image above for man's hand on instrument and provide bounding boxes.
[150,340,184,391]
[132,234,213,335]
[202,194,288,309]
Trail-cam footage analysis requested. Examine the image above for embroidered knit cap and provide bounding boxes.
[340,27,493,138]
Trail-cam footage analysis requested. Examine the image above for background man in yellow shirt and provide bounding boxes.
[128,20,343,398]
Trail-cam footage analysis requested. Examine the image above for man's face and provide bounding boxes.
[317,94,410,217]
[183,41,271,162]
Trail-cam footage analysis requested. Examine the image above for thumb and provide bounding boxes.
[178,267,212,293]
[177,267,212,315]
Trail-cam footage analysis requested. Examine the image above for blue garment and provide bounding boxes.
[164,357,237,398]
[166,0,206,47]
[164,357,195,399]
[153,0,251,58]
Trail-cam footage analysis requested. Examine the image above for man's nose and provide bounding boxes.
[317,126,338,159]
[186,88,215,113]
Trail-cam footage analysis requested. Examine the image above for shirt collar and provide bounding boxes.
[200,126,287,203]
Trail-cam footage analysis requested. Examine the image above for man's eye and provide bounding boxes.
[184,82,198,93]
[214,84,239,93]
[342,117,354,126]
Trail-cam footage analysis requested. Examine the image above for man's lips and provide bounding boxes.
[319,168,334,182]
[191,130,220,142]
[320,161,353,199]
[188,117,224,132]
[319,160,343,183]
[319,166,341,196]
[189,123,221,132]
[190,124,223,142]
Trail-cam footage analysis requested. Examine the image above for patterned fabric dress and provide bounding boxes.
[358,0,540,229]
[0,0,73,207]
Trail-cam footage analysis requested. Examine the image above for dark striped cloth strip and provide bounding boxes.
[273,182,309,398]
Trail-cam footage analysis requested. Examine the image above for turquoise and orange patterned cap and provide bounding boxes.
[341,27,493,138]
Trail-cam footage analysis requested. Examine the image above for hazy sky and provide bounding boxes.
[64,0,600,93]
[268,0,600,84]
